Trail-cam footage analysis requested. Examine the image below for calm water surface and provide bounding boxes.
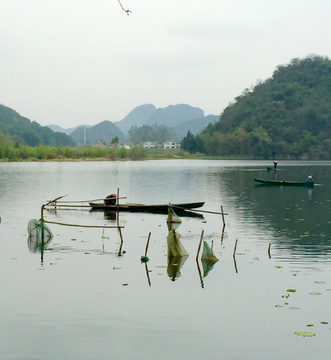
[1,160,331,359]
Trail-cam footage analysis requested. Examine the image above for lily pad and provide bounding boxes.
[309,292,322,295]
[321,321,328,324]
[287,289,296,292]
[294,331,315,337]
[274,266,282,269]
[306,324,313,327]
[314,281,326,284]
[113,267,122,270]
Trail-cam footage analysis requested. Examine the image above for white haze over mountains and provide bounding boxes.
[1,1,330,128]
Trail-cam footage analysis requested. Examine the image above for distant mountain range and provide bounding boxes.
[47,103,218,144]
[70,121,126,145]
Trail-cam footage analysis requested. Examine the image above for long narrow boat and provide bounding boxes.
[254,178,314,187]
[89,201,205,214]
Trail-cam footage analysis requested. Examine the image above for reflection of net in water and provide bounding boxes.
[27,219,53,253]
[167,230,188,257]
[167,230,189,281]
[201,241,218,277]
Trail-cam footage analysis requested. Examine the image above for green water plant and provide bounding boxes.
[295,331,316,337]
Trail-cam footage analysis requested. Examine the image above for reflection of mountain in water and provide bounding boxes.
[214,164,331,259]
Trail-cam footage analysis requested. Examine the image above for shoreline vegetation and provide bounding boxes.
[0,143,243,162]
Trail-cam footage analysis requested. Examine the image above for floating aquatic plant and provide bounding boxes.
[295,331,315,337]
[321,321,328,324]
[309,292,322,295]
[275,265,282,269]
[314,281,326,284]
[113,267,122,270]
[287,289,296,292]
[140,255,149,263]
[300,231,309,237]
[306,324,313,327]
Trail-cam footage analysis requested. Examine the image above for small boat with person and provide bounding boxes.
[89,201,205,214]
[254,178,314,187]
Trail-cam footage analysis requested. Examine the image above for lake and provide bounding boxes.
[1,160,331,359]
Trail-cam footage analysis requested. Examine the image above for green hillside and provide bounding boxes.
[0,104,75,147]
[183,55,331,159]
[70,120,126,145]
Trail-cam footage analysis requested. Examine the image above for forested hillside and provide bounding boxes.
[0,104,75,147]
[182,55,331,159]
[70,120,126,145]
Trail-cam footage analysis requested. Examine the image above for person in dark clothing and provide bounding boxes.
[104,194,116,206]
[273,160,278,170]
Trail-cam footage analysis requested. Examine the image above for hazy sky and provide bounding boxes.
[0,0,330,128]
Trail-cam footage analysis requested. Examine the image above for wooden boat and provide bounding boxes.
[254,178,314,187]
[89,201,205,214]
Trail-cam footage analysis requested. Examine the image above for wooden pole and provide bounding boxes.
[117,188,120,211]
[43,220,124,228]
[221,205,226,229]
[40,205,45,221]
[268,243,271,258]
[196,230,204,260]
[118,227,124,244]
[145,232,151,256]
[233,239,238,257]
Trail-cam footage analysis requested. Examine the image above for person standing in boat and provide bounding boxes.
[305,175,314,183]
[104,194,116,206]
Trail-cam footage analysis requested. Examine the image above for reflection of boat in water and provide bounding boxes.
[254,178,314,187]
[167,229,189,281]
[89,201,205,214]
[95,208,204,219]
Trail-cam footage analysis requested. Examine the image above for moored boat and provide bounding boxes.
[254,178,314,187]
[89,201,205,214]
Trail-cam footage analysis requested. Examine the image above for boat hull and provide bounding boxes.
[89,201,205,214]
[254,178,314,187]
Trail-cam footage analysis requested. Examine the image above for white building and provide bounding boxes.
[163,141,181,149]
[143,142,156,149]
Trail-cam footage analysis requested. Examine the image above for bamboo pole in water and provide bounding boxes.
[43,220,124,228]
[145,232,151,256]
[233,239,238,257]
[221,205,226,232]
[196,230,204,260]
[268,243,271,258]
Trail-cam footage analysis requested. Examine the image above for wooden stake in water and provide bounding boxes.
[233,239,238,257]
[145,232,151,256]
[221,205,226,230]
[196,230,204,260]
[268,243,271,258]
